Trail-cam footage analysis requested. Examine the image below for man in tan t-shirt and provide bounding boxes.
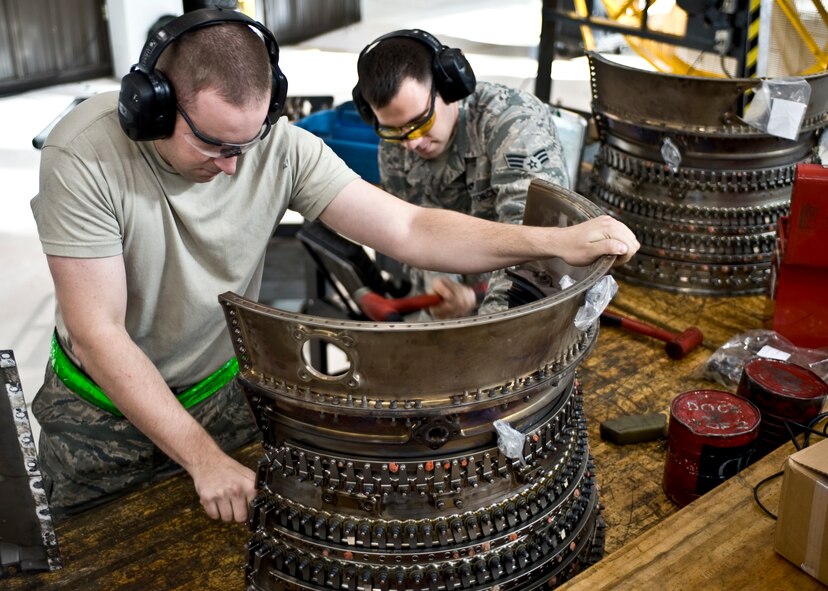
[30,9,638,523]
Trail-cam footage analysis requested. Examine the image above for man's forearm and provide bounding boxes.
[397,206,560,272]
[70,326,223,471]
[322,179,637,276]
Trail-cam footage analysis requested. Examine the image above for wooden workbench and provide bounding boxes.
[559,442,823,590]
[6,279,825,590]
[581,279,776,554]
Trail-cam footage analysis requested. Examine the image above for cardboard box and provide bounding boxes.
[774,438,828,585]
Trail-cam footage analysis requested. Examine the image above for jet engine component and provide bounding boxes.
[220,180,611,590]
[587,52,828,294]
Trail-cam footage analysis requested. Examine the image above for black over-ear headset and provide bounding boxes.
[118,7,287,142]
[352,29,476,126]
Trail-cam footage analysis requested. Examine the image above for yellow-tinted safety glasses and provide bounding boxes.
[374,87,437,143]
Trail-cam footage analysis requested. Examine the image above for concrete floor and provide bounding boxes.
[0,0,613,445]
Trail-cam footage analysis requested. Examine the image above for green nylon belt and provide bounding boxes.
[50,332,239,417]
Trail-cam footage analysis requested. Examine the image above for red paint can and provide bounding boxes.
[736,358,828,458]
[663,389,761,507]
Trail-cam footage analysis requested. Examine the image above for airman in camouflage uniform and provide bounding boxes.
[356,31,570,317]
[379,81,570,315]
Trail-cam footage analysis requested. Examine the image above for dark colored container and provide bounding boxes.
[736,358,828,457]
[663,389,761,507]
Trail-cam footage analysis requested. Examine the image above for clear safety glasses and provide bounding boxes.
[177,102,271,159]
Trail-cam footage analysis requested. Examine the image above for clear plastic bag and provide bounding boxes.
[743,77,811,140]
[493,419,526,464]
[573,275,618,331]
[702,329,828,390]
[660,137,682,173]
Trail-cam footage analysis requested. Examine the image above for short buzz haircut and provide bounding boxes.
[357,36,434,110]
[156,22,271,110]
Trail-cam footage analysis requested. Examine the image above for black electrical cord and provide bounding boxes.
[753,470,784,520]
[803,411,828,448]
[751,412,828,519]
[719,54,733,79]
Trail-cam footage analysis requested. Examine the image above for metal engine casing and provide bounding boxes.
[220,180,612,590]
[588,52,828,295]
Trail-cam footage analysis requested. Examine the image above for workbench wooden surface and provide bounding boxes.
[6,443,259,591]
[6,278,823,590]
[572,280,825,589]
[558,442,824,590]
[580,279,775,554]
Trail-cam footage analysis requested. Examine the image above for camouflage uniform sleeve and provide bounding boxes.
[479,96,571,314]
[485,98,571,224]
[376,142,429,305]
[378,142,416,203]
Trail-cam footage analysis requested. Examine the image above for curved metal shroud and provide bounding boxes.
[220,180,613,404]
[588,52,828,139]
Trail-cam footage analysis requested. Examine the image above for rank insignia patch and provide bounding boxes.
[505,149,551,171]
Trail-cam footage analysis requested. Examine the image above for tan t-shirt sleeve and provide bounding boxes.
[33,144,124,258]
[281,123,360,221]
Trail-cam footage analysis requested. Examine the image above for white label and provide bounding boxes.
[756,345,791,361]
[767,98,807,140]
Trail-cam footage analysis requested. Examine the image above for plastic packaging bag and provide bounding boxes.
[574,275,618,331]
[743,77,811,140]
[702,329,828,390]
[660,137,682,173]
[493,419,526,464]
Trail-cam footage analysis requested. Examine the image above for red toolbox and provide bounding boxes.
[771,164,828,348]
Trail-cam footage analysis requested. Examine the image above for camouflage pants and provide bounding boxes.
[32,363,260,520]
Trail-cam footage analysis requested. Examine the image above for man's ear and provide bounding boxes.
[352,84,377,127]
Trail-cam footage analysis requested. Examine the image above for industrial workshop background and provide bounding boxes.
[0,0,361,96]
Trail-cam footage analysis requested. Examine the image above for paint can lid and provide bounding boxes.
[671,389,760,437]
[743,358,828,400]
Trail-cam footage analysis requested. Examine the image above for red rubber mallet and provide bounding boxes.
[600,311,703,360]
[353,288,441,322]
